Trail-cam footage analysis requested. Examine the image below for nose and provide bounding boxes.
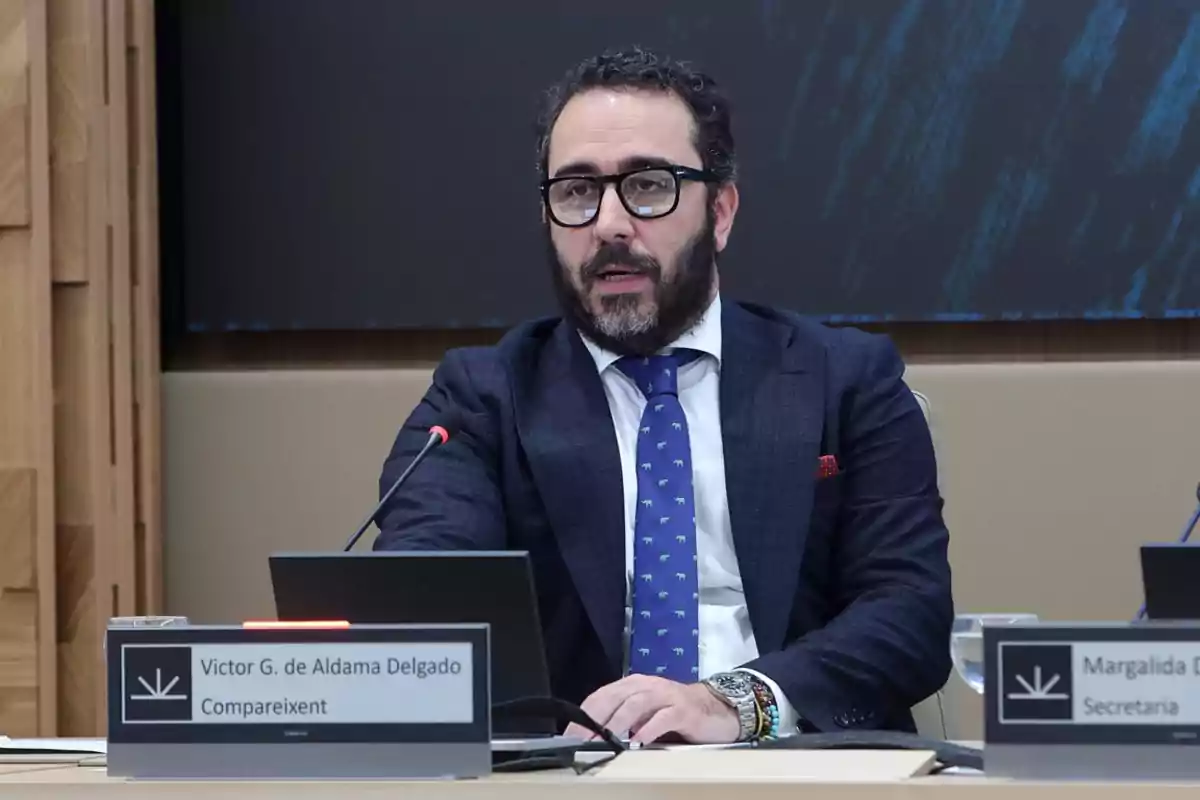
[592,183,635,242]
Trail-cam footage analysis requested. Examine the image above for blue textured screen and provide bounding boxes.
[159,0,1200,330]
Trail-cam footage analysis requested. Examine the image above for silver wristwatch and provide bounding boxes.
[701,671,759,742]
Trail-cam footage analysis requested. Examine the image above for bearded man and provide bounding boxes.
[373,45,953,746]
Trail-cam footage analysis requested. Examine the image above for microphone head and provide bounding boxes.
[428,410,463,445]
[425,409,464,446]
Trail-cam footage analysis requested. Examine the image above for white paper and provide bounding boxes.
[0,736,107,754]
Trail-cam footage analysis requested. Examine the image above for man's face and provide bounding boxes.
[543,88,738,356]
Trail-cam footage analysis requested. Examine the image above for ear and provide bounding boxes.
[711,182,739,252]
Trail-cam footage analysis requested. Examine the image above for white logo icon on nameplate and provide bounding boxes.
[1008,665,1068,700]
[998,643,1074,723]
[122,646,194,723]
[131,668,188,701]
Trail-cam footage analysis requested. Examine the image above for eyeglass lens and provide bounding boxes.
[547,168,678,225]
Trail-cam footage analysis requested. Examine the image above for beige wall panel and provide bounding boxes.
[160,361,1200,746]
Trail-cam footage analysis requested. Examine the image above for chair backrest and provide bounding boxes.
[907,388,950,740]
[910,682,948,739]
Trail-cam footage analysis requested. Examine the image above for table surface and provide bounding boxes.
[1,761,1199,800]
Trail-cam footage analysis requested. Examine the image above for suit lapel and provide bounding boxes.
[720,303,825,654]
[517,323,626,676]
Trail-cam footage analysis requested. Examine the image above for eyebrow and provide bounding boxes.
[551,155,675,178]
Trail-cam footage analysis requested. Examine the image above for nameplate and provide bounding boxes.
[105,623,490,779]
[982,622,1200,780]
[984,622,1200,744]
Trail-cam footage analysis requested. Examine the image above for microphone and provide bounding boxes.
[342,421,454,551]
[1135,481,1200,620]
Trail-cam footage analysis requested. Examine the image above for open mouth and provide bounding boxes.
[596,266,648,282]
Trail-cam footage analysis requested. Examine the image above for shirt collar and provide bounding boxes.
[579,293,722,374]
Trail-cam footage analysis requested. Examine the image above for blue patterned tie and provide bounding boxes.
[617,351,700,683]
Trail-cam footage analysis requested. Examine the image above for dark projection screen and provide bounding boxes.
[158,0,1200,332]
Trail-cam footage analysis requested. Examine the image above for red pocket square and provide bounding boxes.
[816,454,840,479]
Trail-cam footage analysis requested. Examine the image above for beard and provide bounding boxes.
[546,208,717,358]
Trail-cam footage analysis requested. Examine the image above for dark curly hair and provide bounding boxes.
[534,45,737,184]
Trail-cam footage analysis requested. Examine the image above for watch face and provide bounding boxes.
[710,672,754,698]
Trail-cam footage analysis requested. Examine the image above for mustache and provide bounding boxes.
[580,244,661,283]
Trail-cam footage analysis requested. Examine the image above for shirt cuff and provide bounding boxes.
[735,668,799,736]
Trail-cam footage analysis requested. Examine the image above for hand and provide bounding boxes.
[564,674,740,745]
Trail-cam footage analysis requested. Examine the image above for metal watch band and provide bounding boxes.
[703,672,759,741]
[732,690,758,741]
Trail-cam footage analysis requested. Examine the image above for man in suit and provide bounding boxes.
[374,45,953,745]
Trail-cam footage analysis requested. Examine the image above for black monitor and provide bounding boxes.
[1140,543,1200,620]
[268,550,554,736]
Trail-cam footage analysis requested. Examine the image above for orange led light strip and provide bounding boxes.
[242,620,350,629]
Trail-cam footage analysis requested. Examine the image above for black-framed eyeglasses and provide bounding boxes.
[540,165,719,228]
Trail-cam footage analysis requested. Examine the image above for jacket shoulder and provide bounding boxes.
[430,316,564,403]
[734,301,901,376]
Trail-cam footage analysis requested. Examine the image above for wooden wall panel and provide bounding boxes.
[54,521,95,735]
[44,0,153,734]
[0,0,161,736]
[50,286,92,525]
[128,0,161,614]
[0,0,57,736]
[0,468,37,736]
[0,469,34,587]
[28,0,60,737]
[105,0,138,627]
[0,229,36,457]
[0,1,28,227]
[50,283,103,734]
[47,0,110,735]
[45,0,85,283]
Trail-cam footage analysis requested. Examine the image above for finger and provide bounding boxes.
[563,722,591,740]
[578,691,626,736]
[578,676,651,734]
[605,689,666,740]
[631,705,687,745]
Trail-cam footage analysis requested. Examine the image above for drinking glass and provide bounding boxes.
[951,612,1039,693]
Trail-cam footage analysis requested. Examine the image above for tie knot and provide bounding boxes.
[616,351,698,399]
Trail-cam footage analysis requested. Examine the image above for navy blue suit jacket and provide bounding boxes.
[374,300,953,733]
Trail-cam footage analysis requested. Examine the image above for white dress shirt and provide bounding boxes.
[579,293,799,734]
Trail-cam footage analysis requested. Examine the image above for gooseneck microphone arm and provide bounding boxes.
[1180,482,1200,545]
[1135,481,1200,620]
[342,424,452,551]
